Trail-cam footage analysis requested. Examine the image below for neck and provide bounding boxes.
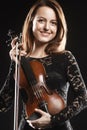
[29,42,48,58]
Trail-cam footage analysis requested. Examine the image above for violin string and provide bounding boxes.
[30,79,41,104]
[32,74,46,102]
[27,61,47,105]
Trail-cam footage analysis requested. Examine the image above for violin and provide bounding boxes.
[19,56,65,120]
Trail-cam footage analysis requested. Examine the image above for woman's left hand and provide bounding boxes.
[27,108,51,129]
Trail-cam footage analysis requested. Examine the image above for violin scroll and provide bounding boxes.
[6,29,22,46]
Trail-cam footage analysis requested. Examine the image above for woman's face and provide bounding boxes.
[32,6,57,44]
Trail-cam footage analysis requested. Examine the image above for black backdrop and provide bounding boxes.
[0,0,87,130]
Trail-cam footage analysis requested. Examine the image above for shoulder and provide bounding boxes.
[52,50,77,65]
[62,50,78,67]
[52,50,75,59]
[62,50,74,56]
[61,50,76,60]
[51,50,75,64]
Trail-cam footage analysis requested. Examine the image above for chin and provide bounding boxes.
[38,38,52,43]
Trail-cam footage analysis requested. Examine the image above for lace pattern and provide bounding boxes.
[0,51,87,128]
[53,51,87,124]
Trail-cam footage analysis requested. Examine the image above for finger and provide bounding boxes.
[9,48,19,61]
[9,49,15,60]
[9,47,26,59]
[34,108,46,115]
[11,37,18,48]
[26,120,35,129]
[20,50,27,56]
[18,43,23,49]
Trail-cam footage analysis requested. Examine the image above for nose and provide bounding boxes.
[44,22,50,31]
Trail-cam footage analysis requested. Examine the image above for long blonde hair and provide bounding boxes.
[22,0,67,54]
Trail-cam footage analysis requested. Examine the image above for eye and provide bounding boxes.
[51,21,57,26]
[38,19,45,23]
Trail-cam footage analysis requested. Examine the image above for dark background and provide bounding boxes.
[0,0,87,130]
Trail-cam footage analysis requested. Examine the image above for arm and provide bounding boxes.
[0,60,15,112]
[51,51,87,125]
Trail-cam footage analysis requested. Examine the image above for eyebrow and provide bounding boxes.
[37,16,57,21]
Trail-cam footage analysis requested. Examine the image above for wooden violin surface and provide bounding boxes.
[19,58,65,120]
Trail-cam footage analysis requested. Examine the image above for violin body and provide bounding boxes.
[19,59,65,120]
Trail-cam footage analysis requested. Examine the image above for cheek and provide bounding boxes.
[32,22,36,33]
[32,19,38,33]
[52,27,57,37]
[32,23,39,38]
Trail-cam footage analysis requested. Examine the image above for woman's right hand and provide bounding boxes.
[9,37,27,63]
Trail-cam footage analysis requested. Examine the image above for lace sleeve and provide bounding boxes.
[51,51,87,125]
[0,60,15,112]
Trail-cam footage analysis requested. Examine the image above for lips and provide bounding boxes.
[40,31,51,36]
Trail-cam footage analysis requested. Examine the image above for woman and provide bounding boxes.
[0,0,87,130]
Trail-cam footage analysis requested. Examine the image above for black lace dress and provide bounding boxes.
[0,50,87,130]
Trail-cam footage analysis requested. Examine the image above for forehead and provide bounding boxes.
[35,6,57,19]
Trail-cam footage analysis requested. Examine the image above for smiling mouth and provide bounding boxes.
[40,31,51,36]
